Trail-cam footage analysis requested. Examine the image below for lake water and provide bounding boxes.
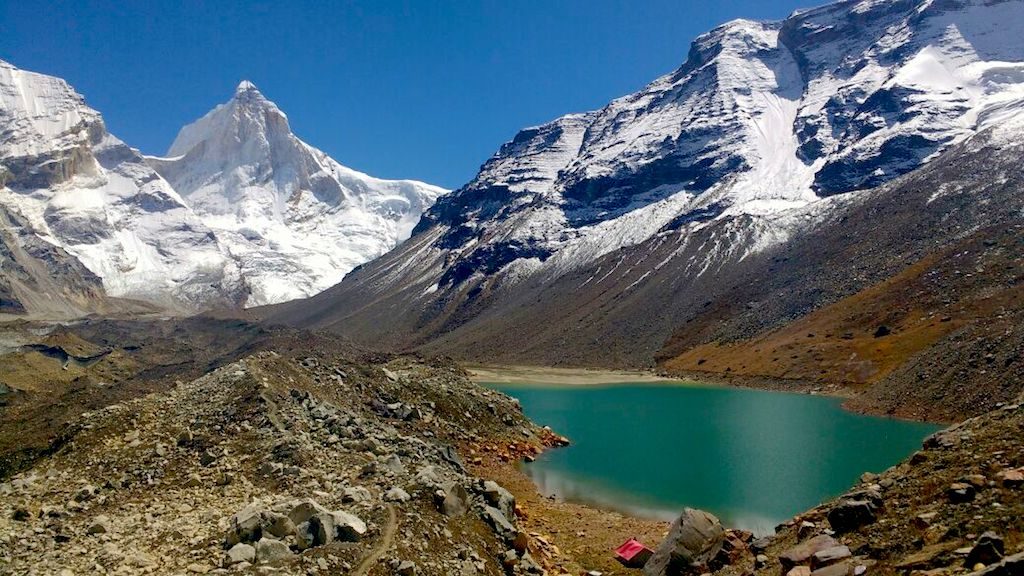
[490,382,942,535]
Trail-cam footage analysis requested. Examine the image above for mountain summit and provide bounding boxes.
[148,82,446,305]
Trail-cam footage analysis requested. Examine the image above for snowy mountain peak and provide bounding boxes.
[149,84,446,305]
[0,59,245,312]
[235,79,259,95]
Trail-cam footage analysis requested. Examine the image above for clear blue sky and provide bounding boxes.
[2,0,811,189]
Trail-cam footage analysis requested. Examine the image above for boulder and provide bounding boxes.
[780,535,839,570]
[254,537,291,563]
[385,487,411,502]
[440,483,470,517]
[643,508,726,576]
[224,543,255,565]
[330,510,367,541]
[397,560,417,575]
[482,506,517,540]
[265,512,295,538]
[966,532,1004,567]
[827,500,876,533]
[284,498,329,526]
[481,480,516,519]
[226,505,270,545]
[812,546,852,569]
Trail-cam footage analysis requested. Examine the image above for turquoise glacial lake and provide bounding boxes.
[490,382,942,535]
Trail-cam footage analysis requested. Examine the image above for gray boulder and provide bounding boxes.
[331,510,367,541]
[483,506,517,540]
[342,486,372,503]
[224,543,255,565]
[255,537,291,563]
[643,508,725,576]
[439,483,470,517]
[780,535,839,570]
[385,487,411,502]
[481,480,516,519]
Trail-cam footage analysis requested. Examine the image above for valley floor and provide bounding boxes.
[1,318,1022,576]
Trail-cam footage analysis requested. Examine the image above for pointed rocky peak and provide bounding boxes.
[235,79,258,95]
[165,81,291,158]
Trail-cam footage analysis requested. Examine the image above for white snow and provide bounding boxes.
[148,82,446,305]
[0,60,243,310]
[398,0,1024,302]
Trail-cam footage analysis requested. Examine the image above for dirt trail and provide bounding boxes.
[353,504,398,576]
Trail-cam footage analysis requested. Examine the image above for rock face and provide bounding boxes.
[147,82,445,306]
[0,59,245,313]
[644,508,726,576]
[264,0,1024,373]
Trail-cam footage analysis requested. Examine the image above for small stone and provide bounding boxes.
[996,469,1023,488]
[342,486,371,503]
[914,512,938,529]
[199,449,217,467]
[756,554,770,568]
[512,531,530,554]
[381,454,405,474]
[73,484,97,502]
[811,563,851,576]
[87,515,110,534]
[786,567,812,576]
[397,560,417,575]
[964,474,987,488]
[384,487,411,502]
[948,483,976,503]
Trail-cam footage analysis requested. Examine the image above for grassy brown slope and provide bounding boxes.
[662,225,1022,409]
[0,317,360,479]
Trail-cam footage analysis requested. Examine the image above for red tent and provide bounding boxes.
[615,538,655,568]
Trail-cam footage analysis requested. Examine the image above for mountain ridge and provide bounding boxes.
[0,62,446,314]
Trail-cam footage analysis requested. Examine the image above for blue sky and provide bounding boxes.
[2,0,811,189]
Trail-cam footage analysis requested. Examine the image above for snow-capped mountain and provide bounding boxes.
[0,61,446,315]
[0,59,245,313]
[147,82,446,306]
[266,0,1024,362]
